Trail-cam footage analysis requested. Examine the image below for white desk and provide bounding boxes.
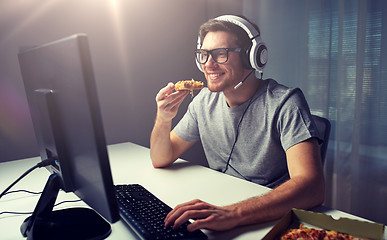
[1,142,386,240]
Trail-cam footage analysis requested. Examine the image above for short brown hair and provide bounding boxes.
[198,16,260,50]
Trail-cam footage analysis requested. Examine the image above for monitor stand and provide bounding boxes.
[20,173,112,240]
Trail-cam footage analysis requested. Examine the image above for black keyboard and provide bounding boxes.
[115,184,208,240]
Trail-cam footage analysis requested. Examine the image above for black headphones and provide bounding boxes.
[196,15,268,73]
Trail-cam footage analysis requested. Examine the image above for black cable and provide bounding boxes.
[223,95,254,174]
[54,199,82,207]
[2,190,42,196]
[0,211,33,216]
[0,199,82,216]
[0,158,84,218]
[0,157,56,200]
[223,73,264,181]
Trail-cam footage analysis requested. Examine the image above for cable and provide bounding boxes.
[0,158,84,218]
[223,73,264,181]
[0,157,56,200]
[2,190,42,196]
[223,95,254,174]
[0,199,82,216]
[54,199,82,207]
[0,211,33,216]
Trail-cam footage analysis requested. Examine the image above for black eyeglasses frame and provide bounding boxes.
[194,47,242,64]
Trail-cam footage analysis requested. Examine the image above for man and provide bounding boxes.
[150,15,324,232]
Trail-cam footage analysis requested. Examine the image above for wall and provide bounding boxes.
[0,0,242,164]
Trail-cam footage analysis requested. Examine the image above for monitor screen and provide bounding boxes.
[18,34,120,239]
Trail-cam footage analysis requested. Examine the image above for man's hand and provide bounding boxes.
[164,199,239,232]
[155,82,189,123]
[150,82,192,168]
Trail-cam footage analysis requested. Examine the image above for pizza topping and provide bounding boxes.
[280,224,364,240]
[175,79,204,97]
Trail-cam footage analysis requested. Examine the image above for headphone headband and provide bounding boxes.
[215,15,259,39]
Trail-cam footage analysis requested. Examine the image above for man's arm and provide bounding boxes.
[150,83,194,168]
[164,138,325,231]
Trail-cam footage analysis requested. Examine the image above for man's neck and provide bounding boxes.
[224,75,261,108]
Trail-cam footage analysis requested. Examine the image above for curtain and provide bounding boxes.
[243,0,387,225]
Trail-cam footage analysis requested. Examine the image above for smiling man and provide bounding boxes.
[150,15,325,232]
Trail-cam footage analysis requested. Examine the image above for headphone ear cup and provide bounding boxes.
[196,36,204,72]
[249,38,268,71]
[241,47,253,69]
[196,56,204,72]
[256,44,268,69]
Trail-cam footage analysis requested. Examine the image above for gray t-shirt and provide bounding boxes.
[174,79,321,188]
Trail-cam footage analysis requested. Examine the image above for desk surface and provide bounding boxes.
[0,142,386,240]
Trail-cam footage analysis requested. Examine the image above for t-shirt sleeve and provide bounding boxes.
[174,100,201,143]
[277,88,321,151]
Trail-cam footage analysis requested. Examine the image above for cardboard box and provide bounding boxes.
[262,208,385,240]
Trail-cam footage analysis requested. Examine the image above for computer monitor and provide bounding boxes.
[18,34,120,239]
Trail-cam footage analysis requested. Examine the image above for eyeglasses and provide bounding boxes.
[194,48,242,64]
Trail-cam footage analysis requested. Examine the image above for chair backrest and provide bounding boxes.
[311,115,331,165]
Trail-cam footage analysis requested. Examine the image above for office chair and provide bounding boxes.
[312,115,331,166]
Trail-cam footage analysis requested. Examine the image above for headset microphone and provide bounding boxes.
[234,70,255,90]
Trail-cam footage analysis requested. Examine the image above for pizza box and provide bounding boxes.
[262,208,385,240]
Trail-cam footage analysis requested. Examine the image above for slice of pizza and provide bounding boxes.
[175,79,204,96]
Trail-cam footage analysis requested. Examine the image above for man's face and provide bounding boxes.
[200,31,246,93]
